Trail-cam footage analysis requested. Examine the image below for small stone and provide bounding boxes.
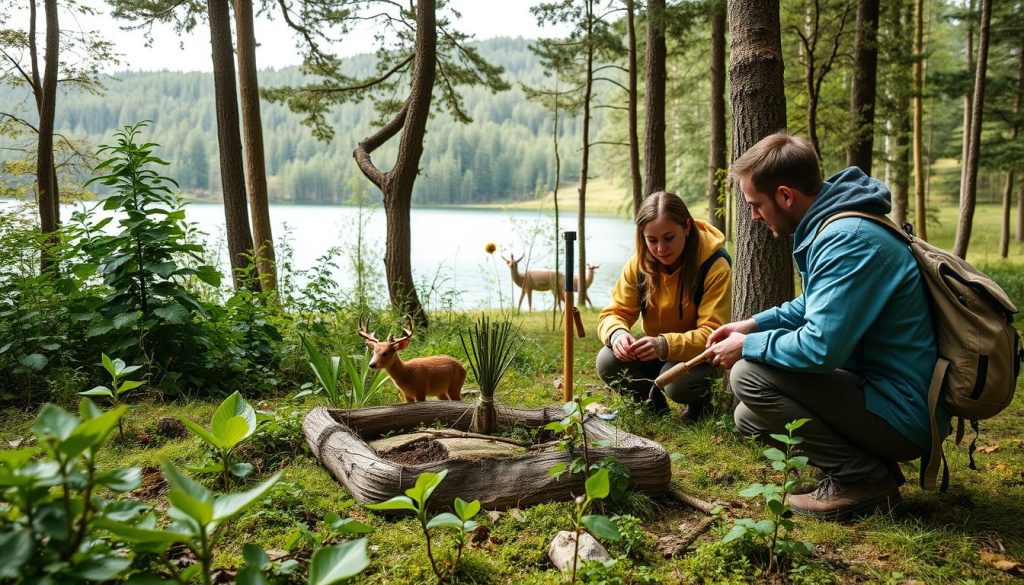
[487,510,504,522]
[156,417,186,438]
[548,530,610,573]
[584,402,613,415]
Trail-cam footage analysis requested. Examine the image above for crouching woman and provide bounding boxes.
[596,192,732,418]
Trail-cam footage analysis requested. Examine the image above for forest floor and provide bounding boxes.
[2,201,1023,583]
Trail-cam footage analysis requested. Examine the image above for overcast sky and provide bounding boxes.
[43,0,569,73]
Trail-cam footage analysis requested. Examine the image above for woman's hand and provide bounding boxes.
[612,331,637,361]
[629,336,661,362]
[706,318,757,347]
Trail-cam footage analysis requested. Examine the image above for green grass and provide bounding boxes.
[3,200,1024,583]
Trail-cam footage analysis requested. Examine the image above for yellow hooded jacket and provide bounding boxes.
[598,220,732,362]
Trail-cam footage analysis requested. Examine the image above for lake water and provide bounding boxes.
[11,200,637,311]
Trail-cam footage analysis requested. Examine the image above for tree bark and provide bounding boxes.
[643,0,667,195]
[728,0,794,320]
[1000,172,1014,258]
[626,0,643,213]
[959,0,975,207]
[35,0,59,272]
[890,1,913,226]
[354,1,436,328]
[208,0,256,289]
[847,0,879,174]
[577,0,595,308]
[233,0,277,292]
[1000,29,1022,256]
[952,0,991,260]
[912,0,927,239]
[708,0,727,231]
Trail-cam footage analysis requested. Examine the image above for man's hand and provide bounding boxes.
[629,336,661,362]
[706,318,758,347]
[706,332,746,369]
[612,331,637,361]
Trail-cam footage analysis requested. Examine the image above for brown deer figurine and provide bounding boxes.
[503,253,563,311]
[357,315,466,403]
[573,263,600,308]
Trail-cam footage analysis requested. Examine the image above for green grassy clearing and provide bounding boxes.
[3,199,1024,584]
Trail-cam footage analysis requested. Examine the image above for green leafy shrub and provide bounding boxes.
[79,352,144,437]
[565,468,622,584]
[366,469,481,583]
[298,336,387,408]
[180,391,259,490]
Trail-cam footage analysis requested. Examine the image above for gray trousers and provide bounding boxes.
[731,359,923,484]
[596,346,719,407]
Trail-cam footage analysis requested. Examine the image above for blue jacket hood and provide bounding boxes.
[793,166,892,253]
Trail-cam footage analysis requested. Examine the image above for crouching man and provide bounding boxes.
[706,133,946,520]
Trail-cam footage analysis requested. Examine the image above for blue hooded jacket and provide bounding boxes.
[741,167,941,450]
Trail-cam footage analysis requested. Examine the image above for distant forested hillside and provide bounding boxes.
[1,37,596,205]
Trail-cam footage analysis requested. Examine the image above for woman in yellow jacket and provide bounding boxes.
[597,191,732,417]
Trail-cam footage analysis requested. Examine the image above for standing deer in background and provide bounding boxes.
[503,252,563,311]
[357,315,465,402]
[574,263,600,308]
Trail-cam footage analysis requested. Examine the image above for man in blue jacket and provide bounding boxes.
[706,133,940,520]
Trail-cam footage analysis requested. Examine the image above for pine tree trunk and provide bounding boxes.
[552,79,562,331]
[577,0,595,308]
[626,0,643,213]
[643,0,666,195]
[728,0,794,320]
[890,0,912,226]
[912,0,927,239]
[354,0,436,328]
[1001,30,1022,255]
[1000,172,1014,258]
[708,0,727,231]
[847,0,879,174]
[208,0,256,288]
[35,0,59,272]
[959,0,975,206]
[953,0,991,260]
[234,0,276,292]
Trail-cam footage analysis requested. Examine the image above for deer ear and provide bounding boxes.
[394,337,411,351]
[364,339,377,350]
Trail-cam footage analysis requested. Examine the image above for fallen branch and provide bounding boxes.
[657,516,717,558]
[668,486,720,515]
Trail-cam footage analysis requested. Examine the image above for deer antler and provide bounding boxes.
[357,314,379,343]
[392,315,415,345]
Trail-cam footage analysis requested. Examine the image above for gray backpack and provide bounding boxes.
[819,212,1022,490]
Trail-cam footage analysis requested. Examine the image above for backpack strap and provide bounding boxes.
[921,358,950,491]
[637,247,732,315]
[814,210,913,244]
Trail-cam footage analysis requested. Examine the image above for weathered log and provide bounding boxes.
[303,404,672,510]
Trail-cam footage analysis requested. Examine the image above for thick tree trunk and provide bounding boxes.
[208,0,256,289]
[354,1,436,328]
[626,0,643,212]
[728,0,794,320]
[912,0,927,239]
[890,0,913,226]
[233,0,276,292]
[643,0,666,195]
[35,0,59,272]
[577,0,595,308]
[952,0,990,260]
[708,0,727,231]
[847,0,879,174]
[959,0,975,206]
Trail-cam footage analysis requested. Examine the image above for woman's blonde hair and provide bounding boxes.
[634,192,702,308]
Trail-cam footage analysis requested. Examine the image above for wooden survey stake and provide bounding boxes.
[563,231,576,402]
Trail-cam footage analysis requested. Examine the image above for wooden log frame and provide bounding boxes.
[303,403,672,510]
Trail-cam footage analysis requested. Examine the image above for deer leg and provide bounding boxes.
[447,368,465,401]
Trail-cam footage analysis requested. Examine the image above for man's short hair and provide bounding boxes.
[730,133,824,197]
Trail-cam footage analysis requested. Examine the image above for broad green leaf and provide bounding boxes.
[785,418,812,432]
[80,386,114,398]
[771,461,786,471]
[61,405,127,458]
[180,418,223,449]
[548,463,568,478]
[230,462,254,478]
[721,524,747,543]
[19,353,48,371]
[70,553,133,581]
[406,469,447,506]
[212,392,257,444]
[309,538,370,585]
[101,500,151,522]
[769,433,799,446]
[194,265,222,287]
[763,448,786,462]
[426,512,463,531]
[582,514,621,541]
[0,447,42,469]
[32,404,78,443]
[95,517,191,544]
[365,495,416,512]
[766,498,786,516]
[236,566,270,585]
[790,456,809,470]
[329,517,373,536]
[116,380,145,394]
[753,519,776,536]
[112,312,139,330]
[454,497,480,522]
[80,397,103,420]
[243,543,270,570]
[738,483,764,498]
[96,467,143,492]
[211,471,282,525]
[585,468,610,500]
[163,463,214,525]
[0,528,33,578]
[154,303,189,324]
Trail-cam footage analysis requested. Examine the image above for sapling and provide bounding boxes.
[179,391,258,490]
[459,314,525,434]
[565,468,621,584]
[79,352,145,438]
[723,418,815,573]
[546,395,629,504]
[365,469,480,583]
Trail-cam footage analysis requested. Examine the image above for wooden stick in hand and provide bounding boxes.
[654,347,714,388]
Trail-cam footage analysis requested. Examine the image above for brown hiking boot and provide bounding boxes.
[786,475,900,521]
